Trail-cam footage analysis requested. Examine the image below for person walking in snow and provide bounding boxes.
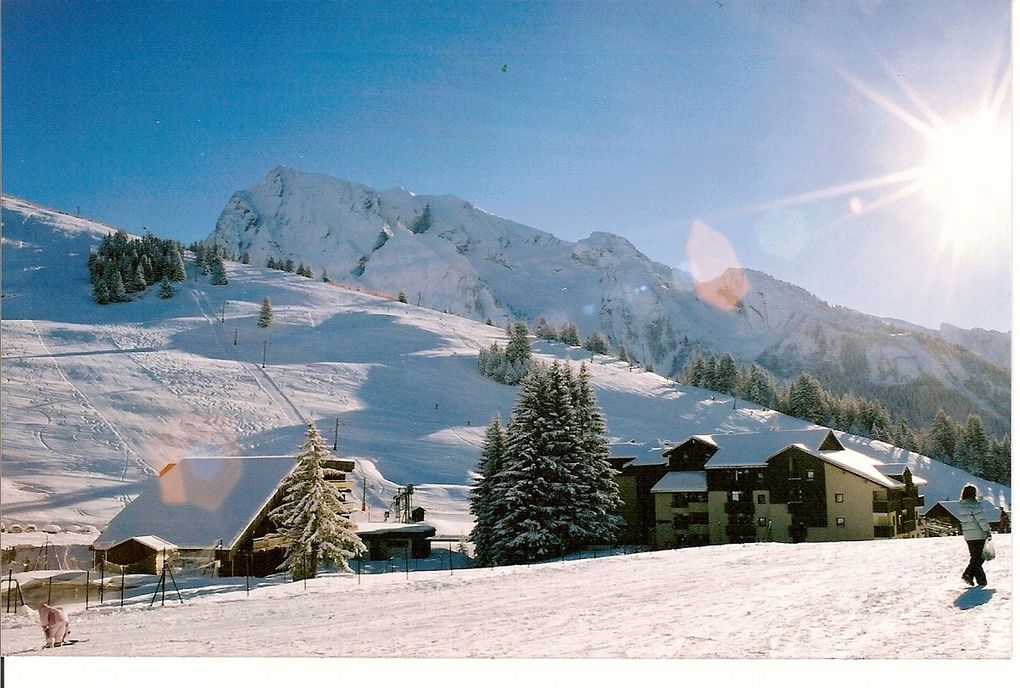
[39,603,71,647]
[958,484,992,587]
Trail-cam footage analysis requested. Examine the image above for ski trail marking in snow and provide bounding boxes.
[28,320,145,480]
[189,287,307,426]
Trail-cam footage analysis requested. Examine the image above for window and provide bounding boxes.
[690,512,709,525]
[806,469,815,481]
[757,517,768,527]
[835,493,844,503]
[730,491,744,502]
[836,517,846,527]
[757,494,767,505]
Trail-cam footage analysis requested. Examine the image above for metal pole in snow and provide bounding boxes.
[47,575,53,604]
[333,418,339,451]
[100,557,105,603]
[5,569,11,613]
[262,340,268,368]
[120,568,125,607]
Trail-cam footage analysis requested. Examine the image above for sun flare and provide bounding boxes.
[919,111,1010,250]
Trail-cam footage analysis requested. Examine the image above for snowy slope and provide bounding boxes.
[207,167,1011,432]
[0,535,1012,662]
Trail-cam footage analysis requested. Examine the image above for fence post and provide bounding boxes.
[120,568,125,607]
[47,575,53,604]
[6,569,12,613]
[85,570,90,610]
[404,541,409,580]
[448,542,453,575]
[100,557,105,603]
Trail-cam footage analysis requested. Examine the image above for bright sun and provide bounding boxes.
[734,65,1011,259]
[919,111,1010,250]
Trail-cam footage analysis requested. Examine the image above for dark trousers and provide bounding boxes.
[963,538,987,585]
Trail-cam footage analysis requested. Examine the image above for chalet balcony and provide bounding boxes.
[915,495,925,508]
[900,520,916,534]
[329,479,355,491]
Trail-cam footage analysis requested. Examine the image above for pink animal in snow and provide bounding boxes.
[39,603,71,647]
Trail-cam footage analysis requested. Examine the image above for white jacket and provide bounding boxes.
[958,499,991,541]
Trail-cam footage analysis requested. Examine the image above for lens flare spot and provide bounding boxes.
[848,197,864,215]
[687,220,749,311]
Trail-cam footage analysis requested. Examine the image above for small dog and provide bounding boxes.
[39,603,71,647]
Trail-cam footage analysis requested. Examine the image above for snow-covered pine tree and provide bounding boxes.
[106,266,128,302]
[169,245,187,282]
[158,276,175,299]
[490,362,579,564]
[129,263,148,293]
[469,414,507,566]
[269,422,366,580]
[568,363,623,549]
[583,332,609,355]
[93,281,111,305]
[210,253,228,285]
[558,323,581,347]
[258,297,273,328]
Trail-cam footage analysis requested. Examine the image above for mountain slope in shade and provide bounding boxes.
[207,167,1010,433]
[1,196,1010,534]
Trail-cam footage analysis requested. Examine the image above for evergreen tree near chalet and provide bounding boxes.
[568,364,623,547]
[468,414,507,567]
[471,361,621,565]
[269,422,367,581]
[258,297,273,328]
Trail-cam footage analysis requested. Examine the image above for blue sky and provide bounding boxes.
[2,0,1012,331]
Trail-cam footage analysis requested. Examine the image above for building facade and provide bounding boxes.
[615,428,925,549]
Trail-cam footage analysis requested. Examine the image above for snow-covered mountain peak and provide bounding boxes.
[206,168,1008,435]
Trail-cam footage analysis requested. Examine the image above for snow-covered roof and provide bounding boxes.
[924,500,1001,522]
[93,456,297,551]
[651,471,708,493]
[701,429,838,468]
[818,449,903,489]
[106,535,179,552]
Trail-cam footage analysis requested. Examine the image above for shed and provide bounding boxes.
[411,506,427,522]
[103,536,178,574]
[923,500,1001,533]
[358,523,437,560]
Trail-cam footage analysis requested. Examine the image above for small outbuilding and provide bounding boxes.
[102,536,178,574]
[922,500,1002,534]
[358,523,437,560]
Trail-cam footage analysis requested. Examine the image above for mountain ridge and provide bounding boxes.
[204,169,1011,433]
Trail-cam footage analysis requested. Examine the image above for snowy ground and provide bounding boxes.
[1,536,1015,683]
